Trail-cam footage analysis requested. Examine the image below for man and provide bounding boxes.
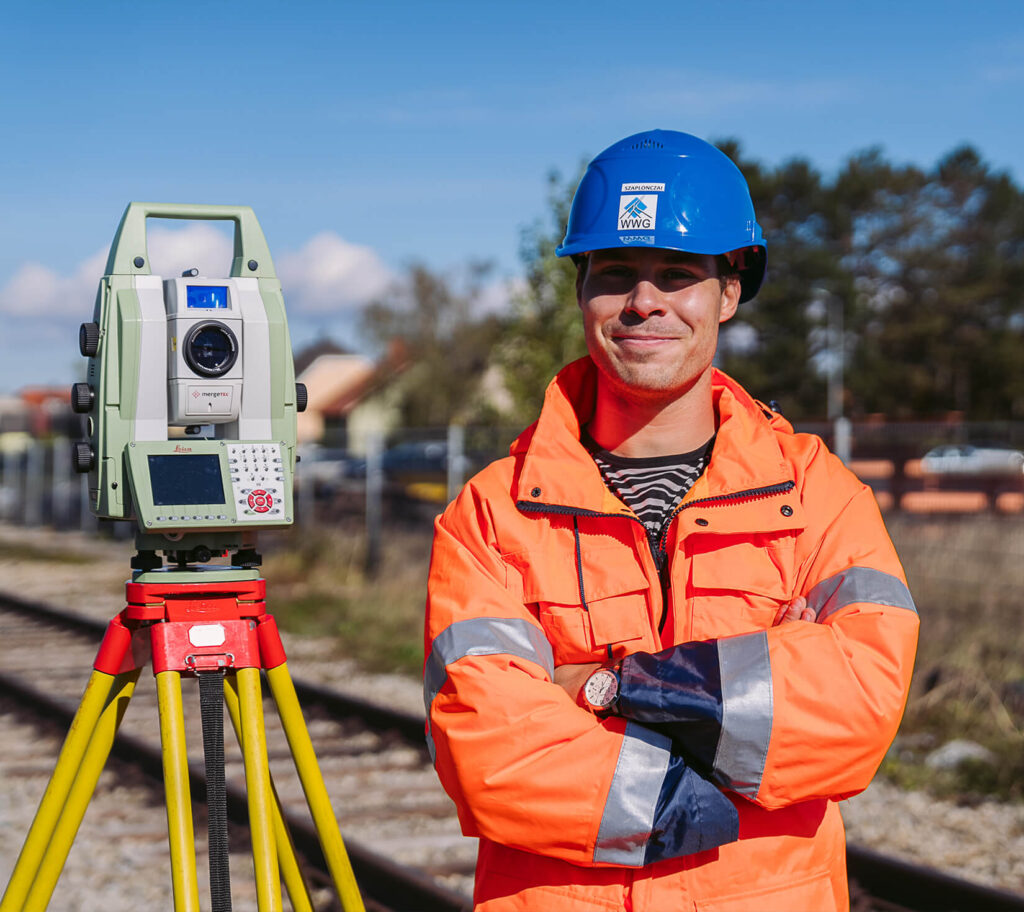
[423,129,918,911]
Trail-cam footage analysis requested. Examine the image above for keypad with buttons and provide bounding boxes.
[227,443,287,522]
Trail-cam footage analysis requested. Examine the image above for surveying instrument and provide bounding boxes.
[2,204,365,912]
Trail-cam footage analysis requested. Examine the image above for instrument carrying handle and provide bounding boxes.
[104,201,277,279]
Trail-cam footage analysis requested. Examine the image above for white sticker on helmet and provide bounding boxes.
[618,195,658,231]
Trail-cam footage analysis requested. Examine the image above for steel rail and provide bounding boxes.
[847,844,1024,912]
[4,590,1024,912]
[0,590,428,741]
[0,668,469,912]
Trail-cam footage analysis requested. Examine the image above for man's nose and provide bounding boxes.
[624,279,666,317]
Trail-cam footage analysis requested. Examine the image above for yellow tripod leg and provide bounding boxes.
[1,668,139,912]
[236,666,283,912]
[266,662,365,912]
[224,674,313,912]
[156,670,201,912]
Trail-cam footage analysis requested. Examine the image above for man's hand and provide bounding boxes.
[553,662,602,703]
[773,595,814,625]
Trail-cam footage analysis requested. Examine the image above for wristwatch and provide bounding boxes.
[581,665,620,714]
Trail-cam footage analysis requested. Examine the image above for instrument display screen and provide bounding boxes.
[148,454,226,505]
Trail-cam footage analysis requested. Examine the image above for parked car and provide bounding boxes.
[300,438,483,505]
[296,445,363,497]
[920,444,1024,476]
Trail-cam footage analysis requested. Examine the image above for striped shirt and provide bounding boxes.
[585,433,715,570]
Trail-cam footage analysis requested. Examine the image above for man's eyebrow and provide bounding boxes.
[662,253,711,266]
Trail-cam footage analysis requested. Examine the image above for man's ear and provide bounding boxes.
[719,277,741,324]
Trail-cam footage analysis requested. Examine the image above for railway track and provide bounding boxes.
[2,589,1024,912]
[0,590,473,911]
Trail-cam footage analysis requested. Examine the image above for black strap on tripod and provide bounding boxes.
[198,669,232,912]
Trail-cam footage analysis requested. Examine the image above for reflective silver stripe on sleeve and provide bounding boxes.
[423,617,555,761]
[593,722,672,866]
[713,632,772,799]
[807,566,917,623]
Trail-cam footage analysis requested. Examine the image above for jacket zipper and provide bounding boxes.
[517,478,796,639]
[651,479,795,633]
[653,480,796,556]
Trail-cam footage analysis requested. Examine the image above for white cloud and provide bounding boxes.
[0,249,106,317]
[0,226,397,392]
[0,226,394,320]
[638,74,854,116]
[276,232,394,313]
[976,35,1024,85]
[0,223,234,318]
[146,223,236,279]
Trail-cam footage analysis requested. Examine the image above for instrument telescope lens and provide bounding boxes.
[183,321,238,377]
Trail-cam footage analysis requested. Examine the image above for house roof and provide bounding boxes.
[297,353,376,416]
[293,339,355,377]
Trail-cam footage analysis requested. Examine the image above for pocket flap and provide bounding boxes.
[515,544,651,605]
[689,540,790,600]
[587,591,648,644]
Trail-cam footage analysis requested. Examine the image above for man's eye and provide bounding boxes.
[665,269,697,281]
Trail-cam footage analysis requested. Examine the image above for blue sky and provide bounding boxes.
[2,0,1023,395]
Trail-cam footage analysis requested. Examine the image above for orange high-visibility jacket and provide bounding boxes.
[424,359,919,912]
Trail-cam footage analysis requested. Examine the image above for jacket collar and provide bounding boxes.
[513,358,803,533]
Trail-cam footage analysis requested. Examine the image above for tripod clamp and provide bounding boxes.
[92,576,286,680]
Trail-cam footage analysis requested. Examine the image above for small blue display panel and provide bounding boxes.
[186,285,228,308]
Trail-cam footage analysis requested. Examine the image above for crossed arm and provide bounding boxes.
[554,596,814,703]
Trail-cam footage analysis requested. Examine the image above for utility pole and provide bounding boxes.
[446,424,465,503]
[828,294,852,463]
[364,429,383,577]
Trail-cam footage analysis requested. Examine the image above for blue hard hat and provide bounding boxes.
[557,129,766,302]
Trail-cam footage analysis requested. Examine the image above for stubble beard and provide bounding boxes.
[590,329,718,407]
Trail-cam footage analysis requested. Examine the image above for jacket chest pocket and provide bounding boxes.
[686,537,796,640]
[512,546,657,663]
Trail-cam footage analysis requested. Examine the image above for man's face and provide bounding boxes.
[576,248,740,404]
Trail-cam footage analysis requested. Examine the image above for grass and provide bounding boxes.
[261,521,433,675]
[0,541,95,564]
[261,512,1024,802]
[880,514,1024,801]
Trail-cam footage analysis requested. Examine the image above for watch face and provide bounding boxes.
[584,668,618,708]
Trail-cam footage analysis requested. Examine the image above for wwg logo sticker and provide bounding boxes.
[618,194,658,231]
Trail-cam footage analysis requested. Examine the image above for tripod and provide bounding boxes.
[1,562,365,912]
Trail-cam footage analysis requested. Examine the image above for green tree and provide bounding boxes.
[720,142,1024,421]
[360,261,503,427]
[492,166,588,425]
[715,142,840,416]
[367,143,1024,427]
[844,146,1024,419]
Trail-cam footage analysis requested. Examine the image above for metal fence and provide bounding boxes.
[3,421,1024,537]
[1,439,98,532]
